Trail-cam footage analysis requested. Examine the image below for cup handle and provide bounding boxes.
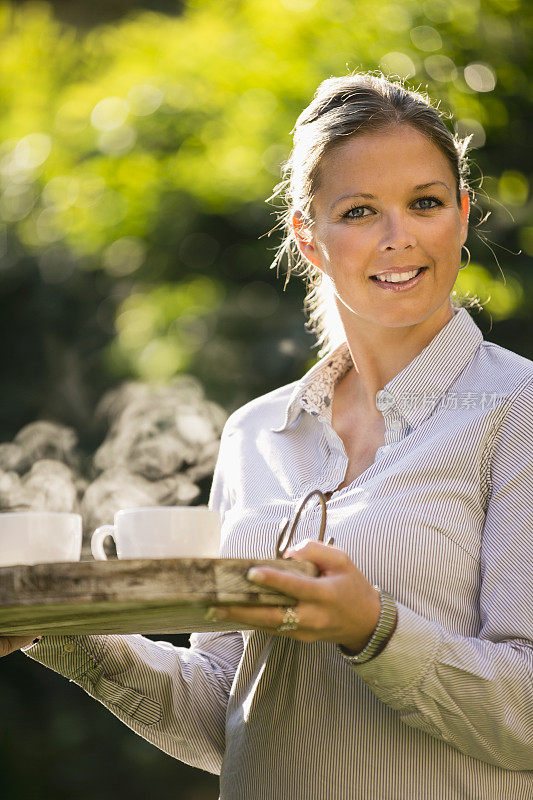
[91,525,116,560]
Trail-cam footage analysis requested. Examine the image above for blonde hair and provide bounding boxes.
[267,72,479,357]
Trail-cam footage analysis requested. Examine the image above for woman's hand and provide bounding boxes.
[206,539,382,653]
[0,635,41,658]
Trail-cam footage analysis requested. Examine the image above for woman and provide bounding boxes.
[3,73,533,798]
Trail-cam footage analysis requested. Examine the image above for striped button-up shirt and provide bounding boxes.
[24,307,533,798]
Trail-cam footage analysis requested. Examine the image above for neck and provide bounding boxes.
[338,302,455,418]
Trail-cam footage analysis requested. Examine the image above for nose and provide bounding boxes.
[379,210,417,251]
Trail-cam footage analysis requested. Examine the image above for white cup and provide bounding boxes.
[0,511,83,567]
[91,506,221,561]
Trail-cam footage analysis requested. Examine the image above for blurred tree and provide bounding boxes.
[47,0,186,28]
[0,0,532,444]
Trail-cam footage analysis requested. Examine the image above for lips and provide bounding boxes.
[370,267,428,292]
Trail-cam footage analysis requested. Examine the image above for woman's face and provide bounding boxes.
[293,124,470,331]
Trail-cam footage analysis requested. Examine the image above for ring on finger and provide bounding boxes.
[277,606,300,632]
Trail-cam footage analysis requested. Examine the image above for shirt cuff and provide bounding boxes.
[22,634,162,727]
[21,634,109,680]
[20,640,40,652]
[338,601,444,701]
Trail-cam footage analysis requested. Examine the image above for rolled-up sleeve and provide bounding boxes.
[24,420,242,775]
[344,378,533,770]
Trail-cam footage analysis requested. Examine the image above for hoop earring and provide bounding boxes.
[460,245,471,270]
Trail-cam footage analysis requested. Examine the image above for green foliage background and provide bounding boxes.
[0,0,532,447]
[0,1,531,798]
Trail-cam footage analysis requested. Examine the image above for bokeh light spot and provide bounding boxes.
[0,183,36,222]
[379,52,417,79]
[498,171,529,206]
[162,82,193,111]
[0,135,51,183]
[91,97,130,131]
[464,63,496,92]
[15,133,52,169]
[455,118,486,149]
[410,25,442,52]
[138,338,188,381]
[103,236,147,276]
[127,84,164,117]
[116,301,159,349]
[277,339,299,357]
[97,126,137,156]
[42,176,79,210]
[424,55,457,82]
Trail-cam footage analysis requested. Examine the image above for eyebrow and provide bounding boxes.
[330,181,451,212]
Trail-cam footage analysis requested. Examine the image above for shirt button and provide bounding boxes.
[376,390,395,412]
[63,642,75,653]
[390,419,403,431]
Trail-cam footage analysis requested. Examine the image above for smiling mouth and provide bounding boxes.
[370,267,427,284]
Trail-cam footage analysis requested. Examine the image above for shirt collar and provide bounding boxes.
[271,307,484,433]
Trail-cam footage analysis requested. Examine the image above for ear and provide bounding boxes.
[291,211,324,271]
[459,188,470,246]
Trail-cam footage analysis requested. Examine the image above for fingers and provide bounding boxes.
[205,602,321,640]
[246,564,320,603]
[245,541,355,602]
[206,603,291,627]
[0,634,41,658]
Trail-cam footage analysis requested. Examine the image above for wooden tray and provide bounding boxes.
[0,557,318,636]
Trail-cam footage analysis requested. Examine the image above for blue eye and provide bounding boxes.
[342,196,443,219]
[414,196,442,210]
[342,206,373,220]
